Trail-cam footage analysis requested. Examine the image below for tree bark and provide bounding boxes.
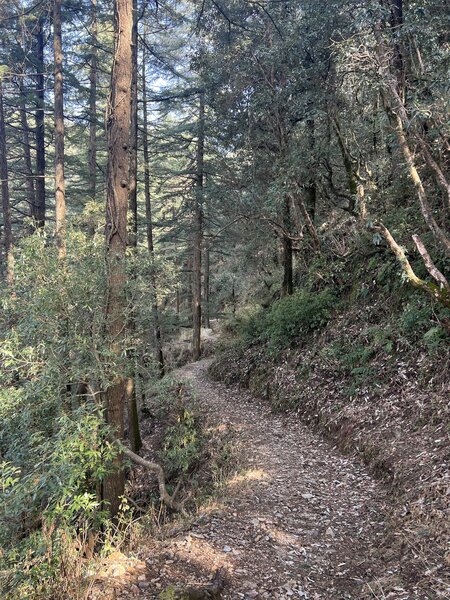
[281,197,293,296]
[33,16,46,228]
[192,92,204,361]
[128,0,138,248]
[88,0,98,200]
[103,0,133,517]
[126,0,142,452]
[53,0,66,260]
[0,81,14,287]
[203,244,211,328]
[142,37,164,378]
[18,79,36,216]
[372,222,450,308]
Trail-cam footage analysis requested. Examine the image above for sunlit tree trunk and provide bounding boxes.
[53,0,66,260]
[0,81,14,286]
[103,0,133,517]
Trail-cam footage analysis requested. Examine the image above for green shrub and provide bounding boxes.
[0,226,127,598]
[400,302,435,339]
[422,326,447,352]
[264,289,335,350]
[400,300,449,352]
[163,407,205,478]
[235,290,334,350]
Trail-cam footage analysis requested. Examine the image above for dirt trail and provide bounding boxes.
[104,358,405,600]
[130,358,397,600]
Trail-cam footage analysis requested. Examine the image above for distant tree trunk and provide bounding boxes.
[281,197,293,297]
[126,0,142,452]
[306,117,317,222]
[374,23,450,258]
[18,79,36,215]
[103,0,133,517]
[192,91,204,360]
[88,0,97,200]
[203,244,211,328]
[34,16,46,228]
[0,81,14,286]
[142,39,164,378]
[128,0,138,248]
[53,0,66,260]
[389,0,404,100]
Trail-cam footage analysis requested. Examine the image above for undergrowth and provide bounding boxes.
[142,377,236,505]
[228,289,335,352]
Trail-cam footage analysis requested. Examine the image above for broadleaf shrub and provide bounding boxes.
[239,289,335,350]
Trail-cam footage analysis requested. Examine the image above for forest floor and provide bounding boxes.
[90,358,411,600]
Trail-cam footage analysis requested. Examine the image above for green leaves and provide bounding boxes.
[238,289,335,351]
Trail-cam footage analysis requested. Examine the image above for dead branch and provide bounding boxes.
[291,191,321,252]
[122,446,188,514]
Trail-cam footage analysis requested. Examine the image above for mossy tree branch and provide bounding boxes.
[371,222,450,309]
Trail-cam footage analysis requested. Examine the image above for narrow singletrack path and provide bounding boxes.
[109,358,399,600]
[138,359,392,600]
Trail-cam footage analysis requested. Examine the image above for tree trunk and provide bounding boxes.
[281,197,293,296]
[34,16,46,228]
[373,24,450,258]
[203,244,210,328]
[126,0,142,452]
[53,0,66,260]
[88,0,98,200]
[389,0,404,100]
[18,79,36,216]
[142,37,165,378]
[103,0,133,517]
[128,0,138,248]
[192,92,204,361]
[0,81,14,287]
